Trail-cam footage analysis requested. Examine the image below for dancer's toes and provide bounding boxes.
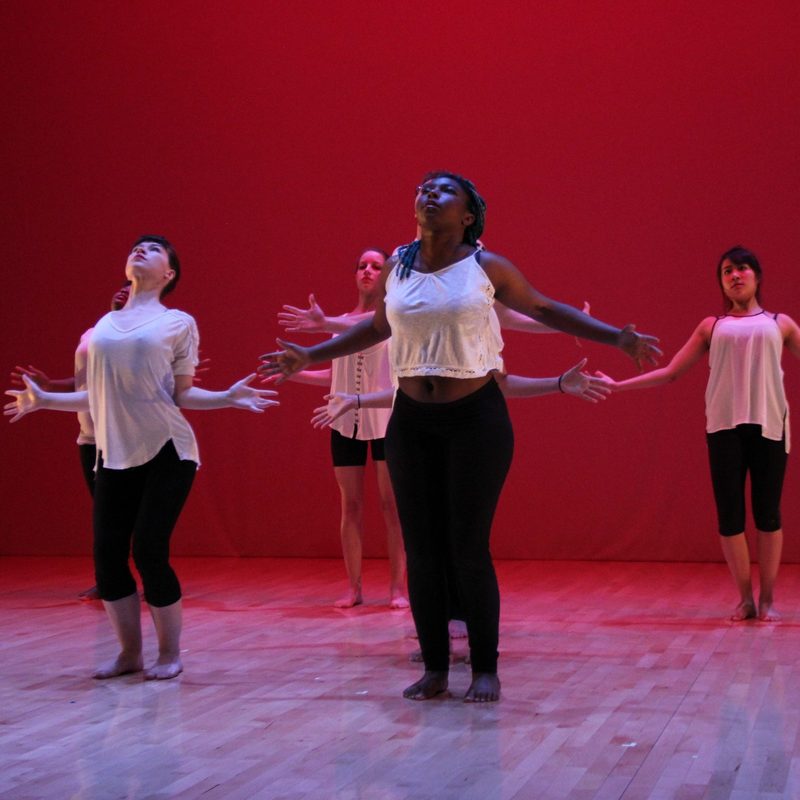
[758,601,781,622]
[730,600,757,622]
[92,653,143,679]
[464,673,500,703]
[78,585,101,602]
[403,671,449,700]
[389,593,409,610]
[334,590,363,609]
[144,655,183,681]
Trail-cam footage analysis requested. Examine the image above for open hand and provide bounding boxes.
[278,294,326,333]
[559,359,612,403]
[311,392,357,428]
[258,339,311,383]
[10,364,52,391]
[226,374,280,412]
[618,324,662,371]
[4,374,45,422]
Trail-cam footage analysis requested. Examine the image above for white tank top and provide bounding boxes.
[384,252,504,378]
[705,311,789,452]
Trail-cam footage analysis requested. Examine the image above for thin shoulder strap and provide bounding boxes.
[709,315,723,342]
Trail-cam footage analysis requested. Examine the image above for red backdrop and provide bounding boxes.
[2,1,799,561]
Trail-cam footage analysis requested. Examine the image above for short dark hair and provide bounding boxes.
[717,245,761,312]
[132,234,181,298]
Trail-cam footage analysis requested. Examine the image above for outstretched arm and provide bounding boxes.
[278,294,373,334]
[4,374,89,422]
[595,317,713,391]
[482,252,662,369]
[496,300,591,334]
[10,365,75,392]
[175,373,279,412]
[260,260,394,382]
[496,359,610,403]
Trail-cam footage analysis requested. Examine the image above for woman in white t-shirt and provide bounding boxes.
[277,249,408,609]
[6,235,277,680]
[597,246,800,622]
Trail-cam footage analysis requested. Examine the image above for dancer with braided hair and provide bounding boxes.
[261,171,661,702]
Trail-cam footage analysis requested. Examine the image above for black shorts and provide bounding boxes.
[330,428,386,467]
[706,424,787,536]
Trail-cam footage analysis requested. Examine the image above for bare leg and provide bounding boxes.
[93,593,144,679]
[464,673,501,703]
[332,466,365,608]
[375,462,408,609]
[145,599,183,680]
[757,528,783,621]
[719,533,756,621]
[403,671,449,700]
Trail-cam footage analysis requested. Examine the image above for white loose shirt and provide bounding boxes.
[705,311,790,452]
[87,308,200,469]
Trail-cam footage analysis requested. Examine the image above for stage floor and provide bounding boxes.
[2,557,800,799]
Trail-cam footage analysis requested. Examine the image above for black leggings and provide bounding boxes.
[93,440,196,606]
[385,379,514,674]
[78,443,96,496]
[706,424,787,536]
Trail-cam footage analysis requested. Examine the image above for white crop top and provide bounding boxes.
[705,311,790,452]
[87,308,200,469]
[384,253,504,378]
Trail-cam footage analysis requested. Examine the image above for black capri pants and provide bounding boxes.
[706,423,787,536]
[385,379,514,675]
[93,440,197,606]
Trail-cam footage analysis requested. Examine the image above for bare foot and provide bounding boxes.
[144,654,183,680]
[92,652,144,679]
[730,600,757,622]
[78,585,101,602]
[334,590,363,608]
[448,619,467,638]
[403,671,449,700]
[464,672,501,703]
[408,648,424,663]
[758,600,781,622]
[389,593,409,609]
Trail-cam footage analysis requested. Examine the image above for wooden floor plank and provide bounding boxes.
[3,556,800,799]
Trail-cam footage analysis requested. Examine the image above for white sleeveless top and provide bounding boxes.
[330,338,393,440]
[705,311,789,452]
[88,308,200,469]
[384,253,504,378]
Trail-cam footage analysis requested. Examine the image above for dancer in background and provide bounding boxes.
[275,248,408,609]
[261,171,660,702]
[596,246,799,622]
[6,235,277,680]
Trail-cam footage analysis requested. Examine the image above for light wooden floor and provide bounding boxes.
[3,557,800,800]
